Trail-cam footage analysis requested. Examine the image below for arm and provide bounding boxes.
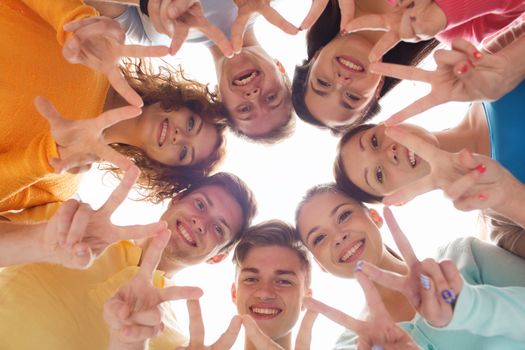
[84,0,137,18]
[486,210,525,259]
[0,221,50,267]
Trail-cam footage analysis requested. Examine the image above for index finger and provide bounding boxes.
[338,0,356,31]
[230,14,251,54]
[294,309,318,350]
[383,175,434,204]
[382,207,419,265]
[369,30,401,62]
[260,7,298,35]
[99,165,140,214]
[198,22,234,58]
[343,14,388,33]
[187,300,205,346]
[34,96,65,126]
[138,229,171,278]
[370,62,431,83]
[211,315,242,349]
[355,272,390,318]
[299,0,328,30]
[106,68,144,107]
[241,315,281,350]
[302,297,366,334]
[385,94,443,126]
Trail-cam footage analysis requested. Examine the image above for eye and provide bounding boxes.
[195,199,205,211]
[371,134,379,149]
[237,104,252,113]
[375,166,384,184]
[179,146,188,161]
[213,224,224,238]
[345,91,361,101]
[312,234,325,246]
[276,279,293,286]
[317,78,331,87]
[265,93,276,103]
[338,210,352,223]
[243,277,257,284]
[187,115,195,132]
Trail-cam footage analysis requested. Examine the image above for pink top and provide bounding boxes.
[435,0,525,45]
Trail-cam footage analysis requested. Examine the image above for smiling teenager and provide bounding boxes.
[231,220,313,350]
[295,184,525,349]
[0,0,228,224]
[0,172,257,349]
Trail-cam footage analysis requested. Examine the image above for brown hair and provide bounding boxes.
[176,172,258,254]
[105,60,229,203]
[334,124,383,203]
[233,219,312,287]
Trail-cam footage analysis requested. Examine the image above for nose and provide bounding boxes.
[243,87,260,99]
[336,72,352,85]
[171,127,190,144]
[191,216,205,235]
[253,281,277,300]
[335,232,349,246]
[386,143,399,165]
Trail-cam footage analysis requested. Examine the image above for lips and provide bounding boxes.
[249,304,282,320]
[158,118,169,147]
[232,69,260,86]
[339,239,365,263]
[336,56,365,73]
[406,148,418,168]
[175,220,197,247]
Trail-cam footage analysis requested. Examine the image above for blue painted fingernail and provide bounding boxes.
[441,288,456,304]
[372,345,384,350]
[419,274,431,290]
[354,260,364,273]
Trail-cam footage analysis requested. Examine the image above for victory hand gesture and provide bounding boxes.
[343,0,446,62]
[231,0,298,53]
[241,309,318,350]
[176,300,242,350]
[63,16,169,106]
[304,273,418,350]
[358,207,463,327]
[35,96,139,174]
[299,0,355,32]
[41,166,168,269]
[104,231,203,348]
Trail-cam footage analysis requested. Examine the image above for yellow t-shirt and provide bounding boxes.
[0,241,187,349]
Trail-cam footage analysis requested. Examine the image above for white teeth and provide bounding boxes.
[159,119,168,146]
[233,71,259,86]
[408,150,416,167]
[177,222,196,245]
[251,307,280,315]
[340,240,363,262]
[338,57,364,71]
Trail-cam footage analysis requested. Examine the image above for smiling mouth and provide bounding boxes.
[339,239,365,263]
[158,118,168,147]
[176,220,196,247]
[407,149,417,168]
[249,306,282,319]
[232,70,260,86]
[336,56,364,73]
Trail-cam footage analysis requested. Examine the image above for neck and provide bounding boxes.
[244,332,291,350]
[433,103,490,156]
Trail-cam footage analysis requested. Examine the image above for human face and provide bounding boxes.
[297,192,383,278]
[305,33,383,127]
[233,246,310,342]
[217,48,292,137]
[159,185,243,270]
[341,124,438,197]
[138,103,219,166]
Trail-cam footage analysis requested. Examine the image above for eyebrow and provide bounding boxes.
[189,118,204,164]
[311,82,354,110]
[201,192,231,232]
[359,133,375,192]
[239,268,297,278]
[305,203,348,242]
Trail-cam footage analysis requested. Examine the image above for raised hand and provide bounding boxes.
[165,1,233,56]
[241,310,318,350]
[231,0,298,53]
[35,96,139,173]
[299,0,355,32]
[358,207,463,327]
[374,39,513,125]
[62,16,169,106]
[343,0,446,62]
[41,166,168,269]
[303,273,418,349]
[176,300,241,350]
[104,231,203,348]
[381,127,473,206]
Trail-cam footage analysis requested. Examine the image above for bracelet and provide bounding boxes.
[139,0,149,16]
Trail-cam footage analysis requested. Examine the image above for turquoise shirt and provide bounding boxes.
[334,238,525,350]
[484,79,525,183]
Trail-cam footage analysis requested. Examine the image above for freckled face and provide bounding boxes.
[233,246,309,341]
[297,192,383,278]
[341,124,438,197]
[138,103,219,166]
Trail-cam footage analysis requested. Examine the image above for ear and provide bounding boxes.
[273,59,286,75]
[369,208,383,228]
[301,288,313,311]
[206,252,228,264]
[231,282,237,303]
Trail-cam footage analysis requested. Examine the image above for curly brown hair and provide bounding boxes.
[104,59,228,203]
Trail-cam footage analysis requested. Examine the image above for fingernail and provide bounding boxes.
[394,201,406,206]
[372,345,384,350]
[441,288,456,304]
[476,164,486,174]
[167,23,175,37]
[76,248,87,257]
[473,51,482,60]
[385,0,397,5]
[478,193,487,201]
[456,63,468,75]
[419,274,431,290]
[354,260,364,273]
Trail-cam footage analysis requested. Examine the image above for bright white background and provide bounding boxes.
[79,2,482,348]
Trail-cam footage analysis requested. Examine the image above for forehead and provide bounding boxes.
[341,127,378,195]
[304,86,356,126]
[298,192,357,231]
[239,246,306,277]
[194,122,219,163]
